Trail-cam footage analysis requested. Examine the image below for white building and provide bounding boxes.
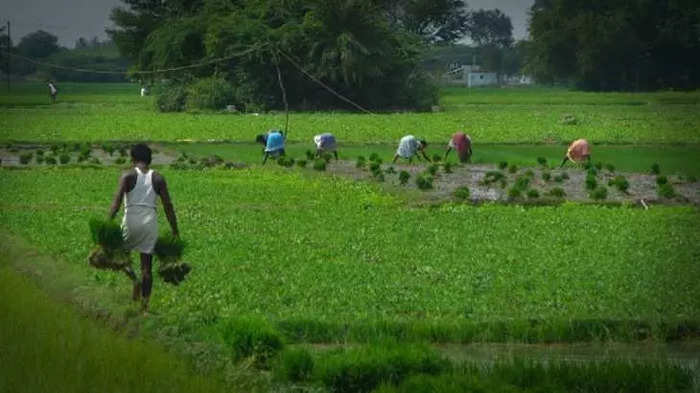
[467,72,498,87]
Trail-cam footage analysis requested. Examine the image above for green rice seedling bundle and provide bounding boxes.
[658,183,675,198]
[547,187,566,198]
[427,164,439,176]
[651,163,660,174]
[305,150,315,160]
[524,169,534,178]
[296,159,307,168]
[537,157,548,166]
[155,234,191,285]
[513,175,530,191]
[508,164,518,174]
[656,176,668,185]
[118,147,127,157]
[356,156,366,169]
[431,154,442,163]
[313,159,327,171]
[89,157,101,165]
[276,156,295,168]
[201,155,224,167]
[561,114,578,125]
[87,218,131,271]
[594,162,603,170]
[36,149,44,156]
[605,163,615,172]
[321,153,333,163]
[102,143,115,155]
[507,187,522,199]
[561,172,569,180]
[19,153,33,165]
[415,173,433,190]
[8,146,19,153]
[36,155,45,164]
[527,189,540,199]
[369,153,380,162]
[115,157,126,165]
[585,174,597,190]
[385,166,396,174]
[608,175,629,193]
[59,154,71,164]
[542,172,551,182]
[498,161,508,170]
[589,186,608,200]
[480,171,505,186]
[443,162,452,173]
[399,171,410,185]
[50,144,59,153]
[369,161,381,173]
[45,156,57,165]
[453,186,470,200]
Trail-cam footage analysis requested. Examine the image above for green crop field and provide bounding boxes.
[1,83,699,392]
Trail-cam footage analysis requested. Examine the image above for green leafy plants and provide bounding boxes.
[561,172,570,180]
[115,157,126,165]
[313,159,327,171]
[608,176,629,193]
[154,234,185,264]
[537,157,548,166]
[605,163,615,172]
[527,189,540,199]
[305,150,315,160]
[508,164,518,174]
[36,155,45,164]
[321,153,333,163]
[589,186,608,200]
[594,162,603,170]
[369,162,381,173]
[453,186,470,200]
[513,175,531,191]
[542,172,551,182]
[89,218,124,251]
[443,162,452,173]
[415,173,433,190]
[651,163,660,174]
[277,156,295,168]
[658,183,675,198]
[656,176,668,185]
[356,156,366,169]
[102,144,115,156]
[220,317,284,367]
[398,171,410,185]
[585,174,597,190]
[19,153,33,164]
[45,156,57,165]
[498,161,508,170]
[296,159,307,168]
[59,154,71,164]
[35,149,44,156]
[427,164,439,176]
[524,169,535,178]
[480,171,505,186]
[547,187,566,198]
[507,187,522,199]
[385,166,396,175]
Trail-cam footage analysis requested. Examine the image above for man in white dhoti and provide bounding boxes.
[109,144,179,313]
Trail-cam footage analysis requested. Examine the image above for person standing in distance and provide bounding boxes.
[109,143,179,314]
[48,80,58,104]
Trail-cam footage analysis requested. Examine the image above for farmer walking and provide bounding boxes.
[393,135,431,163]
[560,138,591,167]
[48,80,57,104]
[444,131,472,163]
[314,132,339,160]
[109,143,179,314]
[256,129,286,164]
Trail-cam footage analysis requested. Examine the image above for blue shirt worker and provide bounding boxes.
[256,129,286,164]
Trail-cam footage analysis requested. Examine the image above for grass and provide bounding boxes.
[0,265,229,393]
[1,83,700,145]
[0,168,698,345]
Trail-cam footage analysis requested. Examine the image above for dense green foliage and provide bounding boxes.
[1,169,698,345]
[528,0,700,90]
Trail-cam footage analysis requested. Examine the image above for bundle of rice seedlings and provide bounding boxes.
[369,153,380,162]
[19,153,33,165]
[385,166,396,174]
[59,154,71,164]
[547,187,566,198]
[443,162,453,174]
[313,159,326,171]
[589,186,608,200]
[498,161,508,170]
[305,150,315,160]
[356,156,366,168]
[87,218,131,271]
[154,234,190,285]
[537,157,548,166]
[399,170,410,185]
[608,175,630,193]
[415,173,433,190]
[454,186,470,200]
[651,163,660,174]
[296,159,307,168]
[431,154,442,163]
[427,164,439,176]
[508,164,518,174]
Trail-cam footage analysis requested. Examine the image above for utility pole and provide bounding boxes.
[6,21,10,92]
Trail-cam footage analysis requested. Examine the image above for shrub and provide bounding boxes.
[59,154,70,164]
[443,162,452,174]
[398,171,410,185]
[19,153,33,164]
[605,163,615,172]
[89,218,124,251]
[507,187,522,199]
[527,189,540,198]
[431,154,442,163]
[415,173,433,190]
[590,186,608,200]
[313,159,327,171]
[585,174,597,190]
[651,163,660,174]
[537,157,548,166]
[498,161,508,170]
[156,83,187,112]
[219,317,284,367]
[656,176,668,185]
[45,156,57,165]
[508,164,518,174]
[608,175,630,192]
[185,76,235,111]
[658,183,675,198]
[275,348,314,382]
[453,186,470,200]
[356,156,366,169]
[427,164,439,176]
[547,187,566,198]
[296,159,307,168]
[542,172,551,182]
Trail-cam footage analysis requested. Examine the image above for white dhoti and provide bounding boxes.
[122,206,158,254]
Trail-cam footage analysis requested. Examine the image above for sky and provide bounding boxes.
[1,0,534,48]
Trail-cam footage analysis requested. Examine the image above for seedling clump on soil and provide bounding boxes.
[537,157,547,166]
[498,161,508,170]
[36,155,45,164]
[589,186,608,200]
[36,149,44,156]
[594,162,603,171]
[561,172,569,180]
[45,156,57,165]
[427,164,439,176]
[508,164,518,174]
[585,174,597,190]
[481,171,505,186]
[296,159,307,168]
[277,157,295,168]
[356,156,366,168]
[605,163,615,172]
[547,187,566,198]
[431,154,442,163]
[656,176,668,185]
[19,153,33,164]
[527,189,540,199]
[651,163,660,174]
[513,176,531,191]
[399,171,410,185]
[542,172,551,182]
[321,153,333,163]
[443,162,452,174]
[369,161,381,173]
[369,153,380,162]
[454,186,470,200]
[313,159,327,171]
[59,154,71,164]
[115,157,126,165]
[507,187,522,199]
[658,183,675,198]
[385,166,396,174]
[524,169,534,178]
[305,150,315,160]
[416,173,433,190]
[608,176,630,193]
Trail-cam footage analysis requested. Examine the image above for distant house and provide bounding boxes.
[443,64,532,87]
[467,72,498,87]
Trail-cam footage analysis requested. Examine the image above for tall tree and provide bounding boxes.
[16,30,60,58]
[382,0,470,44]
[0,24,9,75]
[468,9,513,48]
